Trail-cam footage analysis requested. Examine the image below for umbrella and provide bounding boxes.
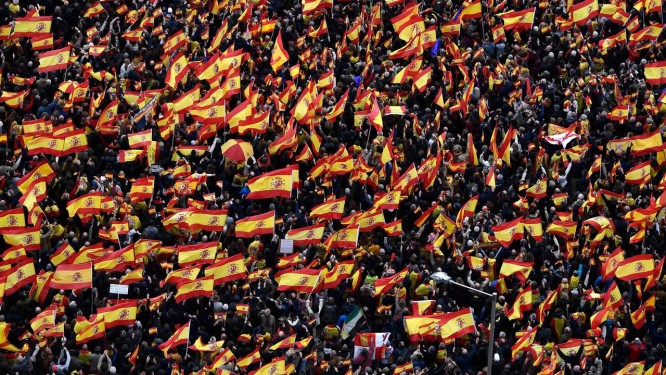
[221,139,254,162]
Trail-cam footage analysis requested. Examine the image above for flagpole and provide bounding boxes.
[185,320,191,359]
[90,262,95,315]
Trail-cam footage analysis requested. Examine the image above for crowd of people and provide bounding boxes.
[0,0,665,374]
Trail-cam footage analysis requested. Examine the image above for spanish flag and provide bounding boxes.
[177,241,218,267]
[96,98,119,130]
[127,129,153,148]
[83,2,105,17]
[30,307,55,334]
[235,211,275,238]
[206,253,247,284]
[460,0,483,20]
[569,0,598,24]
[326,226,360,249]
[303,0,333,14]
[613,361,644,375]
[37,46,70,72]
[246,167,293,199]
[411,300,435,316]
[624,161,651,186]
[615,254,654,281]
[276,268,323,293]
[3,259,36,295]
[0,208,25,228]
[97,301,136,328]
[120,267,144,285]
[236,347,261,369]
[601,247,625,280]
[237,110,270,135]
[269,334,296,350]
[12,16,52,37]
[310,197,346,220]
[390,2,425,41]
[546,220,577,239]
[392,163,419,192]
[31,34,54,50]
[323,261,355,289]
[511,328,537,360]
[188,337,226,352]
[499,8,535,30]
[526,178,547,199]
[0,90,29,108]
[499,259,534,282]
[0,226,41,251]
[51,263,92,290]
[374,190,402,210]
[162,265,200,286]
[382,220,404,236]
[43,322,65,338]
[186,210,228,232]
[439,308,476,340]
[165,53,190,88]
[158,322,190,357]
[66,191,102,217]
[643,61,666,85]
[75,317,105,344]
[630,129,663,156]
[325,89,349,121]
[415,203,439,228]
[521,218,543,241]
[491,217,523,247]
[175,276,215,303]
[506,286,534,320]
[94,245,135,273]
[207,349,236,371]
[270,30,289,73]
[367,95,384,131]
[286,224,325,246]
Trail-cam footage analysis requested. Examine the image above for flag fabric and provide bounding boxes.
[277,268,322,293]
[624,161,651,186]
[630,130,663,156]
[492,217,524,247]
[246,167,293,199]
[76,317,105,344]
[158,322,190,356]
[326,226,360,248]
[96,301,137,328]
[30,307,55,334]
[175,276,215,303]
[271,31,289,72]
[285,224,326,246]
[165,53,190,88]
[38,46,70,72]
[12,16,52,37]
[51,263,92,290]
[205,253,247,284]
[644,61,666,85]
[310,197,346,220]
[500,8,536,30]
[499,259,534,282]
[177,241,218,267]
[615,254,655,281]
[234,211,275,238]
[570,0,599,24]
[94,245,135,272]
[341,306,367,339]
[66,192,102,217]
[2,259,36,296]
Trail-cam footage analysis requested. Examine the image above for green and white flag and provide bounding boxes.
[341,306,366,339]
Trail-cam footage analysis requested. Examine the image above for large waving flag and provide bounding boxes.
[175,276,214,303]
[37,46,70,72]
[205,253,247,284]
[234,211,275,238]
[158,321,191,357]
[51,263,93,290]
[270,30,289,73]
[276,268,323,293]
[246,167,293,199]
